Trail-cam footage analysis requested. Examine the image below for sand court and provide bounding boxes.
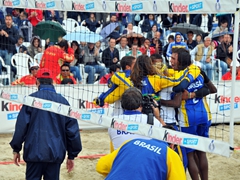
[0,126,240,180]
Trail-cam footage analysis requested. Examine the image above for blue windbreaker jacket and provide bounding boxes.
[10,85,82,163]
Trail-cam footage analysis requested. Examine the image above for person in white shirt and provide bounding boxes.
[192,14,213,37]
[115,36,129,60]
[15,35,27,54]
[213,19,228,35]
[108,87,163,150]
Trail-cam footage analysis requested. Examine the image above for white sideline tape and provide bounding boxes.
[0,90,231,157]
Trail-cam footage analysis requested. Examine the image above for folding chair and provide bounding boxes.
[11,53,34,79]
[0,57,11,85]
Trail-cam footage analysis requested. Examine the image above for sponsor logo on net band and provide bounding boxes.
[111,118,139,131]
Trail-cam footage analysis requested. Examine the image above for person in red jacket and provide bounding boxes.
[99,64,121,84]
[56,63,77,84]
[25,9,43,27]
[11,62,39,86]
[222,60,240,80]
[139,38,156,56]
[40,39,75,80]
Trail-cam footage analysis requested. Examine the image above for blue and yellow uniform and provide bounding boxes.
[178,74,210,127]
[95,70,132,107]
[96,64,200,106]
[96,139,186,180]
[141,64,200,95]
[179,74,210,153]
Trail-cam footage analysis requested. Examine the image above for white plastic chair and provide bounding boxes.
[11,53,34,79]
[34,53,43,64]
[0,57,11,85]
[133,26,142,34]
[80,20,86,26]
[95,27,102,34]
[62,18,79,33]
[237,49,240,60]
[74,26,91,33]
[22,42,30,48]
[138,20,144,27]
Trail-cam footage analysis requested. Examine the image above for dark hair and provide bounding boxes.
[196,34,202,38]
[168,35,174,41]
[38,78,53,85]
[187,31,193,35]
[121,87,142,110]
[151,24,157,29]
[221,19,228,24]
[58,39,69,51]
[144,38,151,43]
[172,48,191,70]
[150,53,163,62]
[18,35,24,40]
[130,55,158,89]
[71,40,79,48]
[5,14,12,19]
[120,36,128,42]
[110,13,117,17]
[22,11,28,18]
[132,43,138,47]
[109,64,121,73]
[109,38,116,42]
[71,40,80,59]
[120,56,135,70]
[61,78,74,84]
[61,63,70,70]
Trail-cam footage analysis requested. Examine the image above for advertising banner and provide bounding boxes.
[0,82,240,134]
[0,0,237,14]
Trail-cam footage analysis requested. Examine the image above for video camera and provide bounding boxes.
[142,95,160,125]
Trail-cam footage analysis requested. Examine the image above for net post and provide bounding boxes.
[229,8,240,148]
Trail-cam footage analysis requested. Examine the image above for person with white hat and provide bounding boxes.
[222,61,240,80]
[11,62,39,85]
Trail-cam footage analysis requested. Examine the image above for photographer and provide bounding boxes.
[108,87,164,151]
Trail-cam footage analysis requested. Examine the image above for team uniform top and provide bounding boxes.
[141,64,200,95]
[159,87,177,124]
[178,74,210,127]
[96,139,186,180]
[108,111,162,150]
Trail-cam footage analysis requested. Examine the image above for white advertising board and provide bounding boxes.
[0,0,237,14]
[0,82,239,133]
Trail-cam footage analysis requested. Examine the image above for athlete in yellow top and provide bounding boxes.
[130,54,200,95]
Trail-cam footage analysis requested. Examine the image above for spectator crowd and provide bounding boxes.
[0,8,239,86]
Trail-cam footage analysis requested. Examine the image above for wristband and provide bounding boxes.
[188,92,191,99]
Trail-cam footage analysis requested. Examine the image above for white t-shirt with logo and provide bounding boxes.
[160,87,177,124]
[108,113,162,150]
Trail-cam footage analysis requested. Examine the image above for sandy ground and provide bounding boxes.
[0,125,240,180]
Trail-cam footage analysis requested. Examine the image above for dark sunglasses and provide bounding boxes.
[30,67,39,70]
[61,69,70,72]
